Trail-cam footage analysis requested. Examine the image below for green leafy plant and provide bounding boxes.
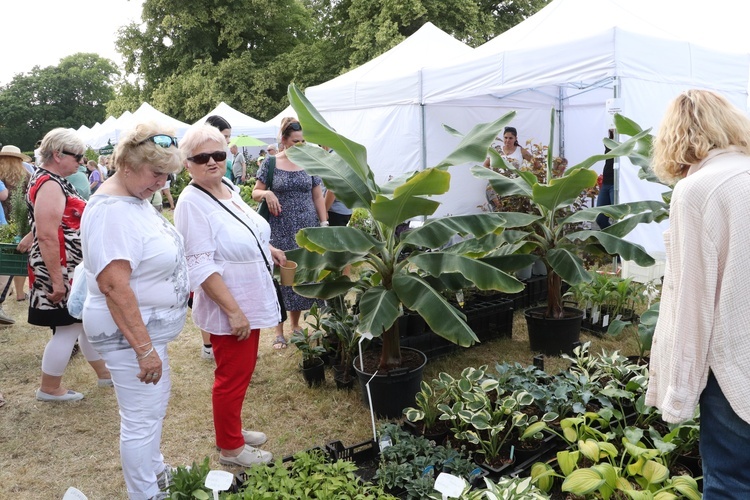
[403,375,453,432]
[290,307,327,368]
[285,83,526,370]
[228,448,394,499]
[531,422,702,500]
[167,457,211,499]
[473,110,669,319]
[10,182,30,238]
[375,423,481,499]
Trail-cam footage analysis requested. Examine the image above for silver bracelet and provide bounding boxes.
[135,346,155,361]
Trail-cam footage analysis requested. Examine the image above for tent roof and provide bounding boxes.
[306,22,474,110]
[193,102,276,141]
[85,105,190,149]
[422,0,750,105]
[477,0,750,55]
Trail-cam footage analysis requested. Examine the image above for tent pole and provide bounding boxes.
[558,87,565,159]
[419,69,427,224]
[419,69,427,173]
[612,76,621,272]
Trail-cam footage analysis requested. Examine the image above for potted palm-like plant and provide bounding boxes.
[284,84,529,418]
[471,110,669,355]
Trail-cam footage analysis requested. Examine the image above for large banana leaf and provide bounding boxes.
[357,286,401,336]
[392,273,478,346]
[293,277,357,300]
[470,165,533,197]
[564,230,655,266]
[481,253,539,273]
[435,111,516,169]
[563,129,650,172]
[547,248,592,285]
[286,144,375,210]
[296,226,382,254]
[402,213,537,248]
[370,168,450,227]
[437,232,521,258]
[532,169,598,212]
[286,247,366,272]
[563,201,668,225]
[287,84,375,189]
[407,253,523,293]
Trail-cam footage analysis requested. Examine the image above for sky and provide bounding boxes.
[0,0,145,86]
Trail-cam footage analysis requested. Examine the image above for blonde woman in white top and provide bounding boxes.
[645,89,750,496]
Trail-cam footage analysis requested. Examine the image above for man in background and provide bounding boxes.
[230,144,246,184]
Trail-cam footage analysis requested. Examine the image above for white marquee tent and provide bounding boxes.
[304,0,750,255]
[85,104,191,149]
[417,0,750,254]
[193,102,277,142]
[304,22,474,182]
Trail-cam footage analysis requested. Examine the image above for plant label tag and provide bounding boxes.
[434,473,465,497]
[63,487,88,500]
[602,314,610,327]
[615,314,622,321]
[205,470,234,491]
[360,331,374,340]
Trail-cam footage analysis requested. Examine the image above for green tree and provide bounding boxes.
[0,53,118,150]
[330,0,551,67]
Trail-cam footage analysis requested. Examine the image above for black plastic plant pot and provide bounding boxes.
[353,347,427,419]
[525,306,583,356]
[300,357,325,387]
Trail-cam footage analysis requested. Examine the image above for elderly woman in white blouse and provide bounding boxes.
[81,122,189,499]
[174,124,285,468]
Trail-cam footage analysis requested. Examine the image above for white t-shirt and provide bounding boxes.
[81,195,190,352]
[97,163,108,180]
[174,182,281,334]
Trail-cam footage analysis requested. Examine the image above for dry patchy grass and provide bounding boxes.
[0,288,639,499]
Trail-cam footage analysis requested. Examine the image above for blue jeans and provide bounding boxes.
[596,184,614,229]
[700,371,750,498]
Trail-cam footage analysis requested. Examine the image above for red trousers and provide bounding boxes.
[210,330,260,450]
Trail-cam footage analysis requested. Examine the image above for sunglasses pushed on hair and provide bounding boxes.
[187,151,227,164]
[63,150,84,162]
[141,134,179,148]
[283,122,302,134]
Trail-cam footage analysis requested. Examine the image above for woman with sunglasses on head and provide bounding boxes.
[175,125,284,467]
[80,122,189,499]
[253,117,327,349]
[25,128,112,403]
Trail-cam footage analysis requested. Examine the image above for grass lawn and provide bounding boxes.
[0,277,640,499]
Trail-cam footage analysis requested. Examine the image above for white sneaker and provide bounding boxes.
[201,346,214,360]
[242,430,268,446]
[219,445,273,467]
[98,378,114,388]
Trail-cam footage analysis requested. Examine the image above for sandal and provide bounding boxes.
[16,292,28,302]
[272,336,288,350]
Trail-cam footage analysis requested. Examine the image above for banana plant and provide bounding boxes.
[285,84,533,370]
[472,110,670,319]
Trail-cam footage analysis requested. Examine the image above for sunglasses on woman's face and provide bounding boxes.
[141,134,179,148]
[62,150,84,162]
[187,151,227,164]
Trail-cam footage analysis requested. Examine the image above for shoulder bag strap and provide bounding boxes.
[189,181,274,277]
[266,155,276,190]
